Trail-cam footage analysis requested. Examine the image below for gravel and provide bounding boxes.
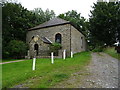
[53,52,119,88]
[88,53,118,88]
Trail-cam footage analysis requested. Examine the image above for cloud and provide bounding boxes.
[18,0,97,19]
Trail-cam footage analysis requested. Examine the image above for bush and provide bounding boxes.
[6,40,28,59]
[49,43,62,56]
[92,46,104,52]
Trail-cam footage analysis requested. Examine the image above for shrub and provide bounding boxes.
[49,43,62,56]
[7,40,28,59]
[92,46,104,52]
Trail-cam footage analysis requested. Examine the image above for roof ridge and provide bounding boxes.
[28,17,70,30]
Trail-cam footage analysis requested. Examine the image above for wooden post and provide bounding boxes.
[51,52,54,64]
[63,50,66,60]
[32,58,36,70]
[71,51,73,58]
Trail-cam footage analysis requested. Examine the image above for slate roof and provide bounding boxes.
[41,37,52,44]
[28,18,70,30]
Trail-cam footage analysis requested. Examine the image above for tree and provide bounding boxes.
[89,1,120,47]
[116,1,120,43]
[31,8,55,23]
[2,2,39,42]
[58,10,88,36]
[2,2,32,58]
[2,2,56,59]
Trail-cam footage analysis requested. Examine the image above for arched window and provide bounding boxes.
[34,44,39,55]
[55,33,62,44]
[81,37,83,48]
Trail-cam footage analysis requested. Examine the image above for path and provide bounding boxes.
[0,59,27,64]
[53,52,119,88]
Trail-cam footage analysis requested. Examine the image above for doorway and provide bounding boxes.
[34,44,39,56]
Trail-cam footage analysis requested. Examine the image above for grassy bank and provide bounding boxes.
[2,51,91,88]
[104,47,120,60]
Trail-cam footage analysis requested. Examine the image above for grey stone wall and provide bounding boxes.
[26,24,71,58]
[26,24,86,58]
[70,25,86,54]
[28,38,50,58]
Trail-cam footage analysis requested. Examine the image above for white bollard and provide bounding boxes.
[71,51,73,58]
[32,58,36,70]
[63,50,66,60]
[51,52,54,64]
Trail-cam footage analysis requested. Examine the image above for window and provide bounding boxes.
[55,33,62,44]
[81,37,83,48]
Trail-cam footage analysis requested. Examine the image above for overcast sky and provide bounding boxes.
[18,0,97,19]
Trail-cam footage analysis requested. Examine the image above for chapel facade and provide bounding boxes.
[26,18,87,58]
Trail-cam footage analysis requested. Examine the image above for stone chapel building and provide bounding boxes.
[26,18,87,58]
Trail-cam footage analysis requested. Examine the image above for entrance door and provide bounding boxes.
[34,44,39,56]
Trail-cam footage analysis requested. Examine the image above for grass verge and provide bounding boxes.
[2,51,91,88]
[104,47,120,60]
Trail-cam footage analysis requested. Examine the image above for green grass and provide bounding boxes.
[0,64,2,89]
[2,51,91,88]
[104,47,120,60]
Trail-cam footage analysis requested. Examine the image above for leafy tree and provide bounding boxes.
[2,2,56,59]
[58,10,88,36]
[2,2,40,42]
[89,1,120,47]
[116,1,120,43]
[2,2,32,58]
[31,8,55,23]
